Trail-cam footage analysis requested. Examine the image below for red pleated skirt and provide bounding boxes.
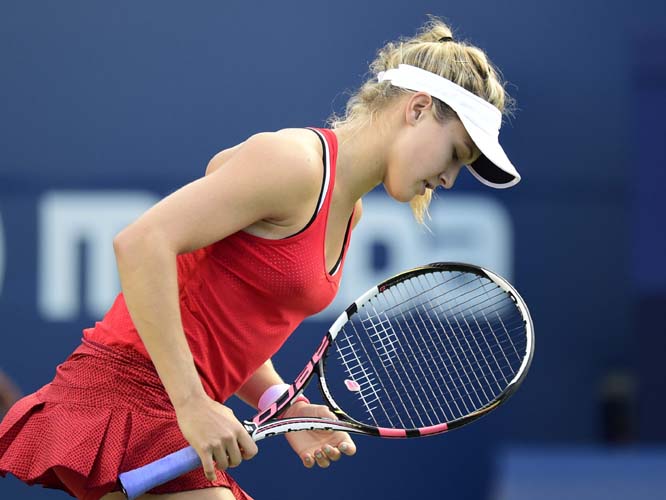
[0,339,253,500]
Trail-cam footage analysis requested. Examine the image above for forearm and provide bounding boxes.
[114,228,206,410]
[235,359,284,409]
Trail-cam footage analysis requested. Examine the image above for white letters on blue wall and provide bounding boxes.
[38,191,159,320]
[34,191,512,323]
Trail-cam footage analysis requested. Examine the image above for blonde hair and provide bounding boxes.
[329,16,514,223]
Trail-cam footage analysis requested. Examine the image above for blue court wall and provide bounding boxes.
[1,1,665,499]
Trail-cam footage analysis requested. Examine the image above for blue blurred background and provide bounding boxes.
[1,0,665,498]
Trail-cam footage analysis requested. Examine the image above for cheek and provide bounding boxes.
[384,158,421,202]
[383,129,443,201]
[393,138,431,176]
[383,163,408,201]
[410,130,446,170]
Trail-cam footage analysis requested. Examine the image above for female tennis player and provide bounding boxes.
[0,16,520,500]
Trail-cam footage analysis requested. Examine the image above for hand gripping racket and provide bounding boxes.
[118,262,534,498]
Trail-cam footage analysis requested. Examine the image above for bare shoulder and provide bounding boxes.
[117,129,327,254]
[207,129,323,203]
[252,128,322,180]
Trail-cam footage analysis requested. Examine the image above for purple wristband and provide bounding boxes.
[257,384,309,411]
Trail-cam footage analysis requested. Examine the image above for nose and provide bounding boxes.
[439,165,462,189]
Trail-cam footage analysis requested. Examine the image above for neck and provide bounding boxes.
[332,119,393,204]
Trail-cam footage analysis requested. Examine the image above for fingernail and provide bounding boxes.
[340,443,348,451]
[315,452,323,459]
[304,456,312,464]
[324,446,332,453]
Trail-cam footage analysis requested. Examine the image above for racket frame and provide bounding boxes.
[245,262,534,439]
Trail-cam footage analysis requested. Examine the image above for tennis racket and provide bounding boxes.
[118,262,534,499]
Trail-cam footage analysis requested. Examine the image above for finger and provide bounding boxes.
[337,440,357,456]
[323,445,341,462]
[314,449,331,468]
[212,445,229,472]
[237,432,258,459]
[199,450,218,482]
[302,454,315,468]
[317,406,339,420]
[226,442,243,468]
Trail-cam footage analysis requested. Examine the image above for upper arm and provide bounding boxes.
[205,141,246,176]
[117,133,321,254]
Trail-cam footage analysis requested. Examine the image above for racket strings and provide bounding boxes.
[370,285,525,386]
[330,270,528,429]
[367,300,443,427]
[372,284,482,425]
[361,323,526,407]
[335,326,396,427]
[400,274,524,414]
[405,278,511,399]
[425,283,519,408]
[376,277,525,370]
[374,285,516,424]
[352,314,420,428]
[384,299,453,421]
[393,280,511,416]
[362,283,525,359]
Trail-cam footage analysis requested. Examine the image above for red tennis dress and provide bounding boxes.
[0,128,354,499]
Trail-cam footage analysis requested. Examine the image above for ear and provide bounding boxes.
[405,92,434,125]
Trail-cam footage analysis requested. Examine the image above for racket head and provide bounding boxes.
[317,261,534,437]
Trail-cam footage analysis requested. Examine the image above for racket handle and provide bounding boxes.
[118,446,200,500]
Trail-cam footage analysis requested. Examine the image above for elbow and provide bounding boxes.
[114,225,176,264]
[113,227,136,260]
[113,224,159,262]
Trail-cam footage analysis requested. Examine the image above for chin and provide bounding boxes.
[383,184,413,203]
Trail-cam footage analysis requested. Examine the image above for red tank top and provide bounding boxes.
[83,128,353,401]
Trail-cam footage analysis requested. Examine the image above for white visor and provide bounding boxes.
[377,64,520,188]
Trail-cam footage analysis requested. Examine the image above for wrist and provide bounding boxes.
[172,389,209,412]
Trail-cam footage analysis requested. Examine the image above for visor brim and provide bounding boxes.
[459,115,521,189]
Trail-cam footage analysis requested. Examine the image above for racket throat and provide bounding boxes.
[249,417,363,441]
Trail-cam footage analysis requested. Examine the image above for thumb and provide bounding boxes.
[313,404,338,420]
